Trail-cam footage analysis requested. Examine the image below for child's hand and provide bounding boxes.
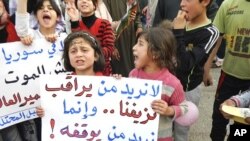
[219,99,236,119]
[151,99,174,117]
[141,6,148,16]
[203,70,213,87]
[20,35,33,46]
[66,1,79,21]
[112,48,120,61]
[45,34,58,43]
[129,11,137,22]
[173,10,187,29]
[36,106,45,117]
[245,117,250,124]
[203,62,213,87]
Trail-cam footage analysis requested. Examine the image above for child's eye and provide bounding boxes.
[48,6,53,10]
[69,50,76,54]
[81,49,88,52]
[138,42,144,46]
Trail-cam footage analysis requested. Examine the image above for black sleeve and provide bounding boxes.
[173,29,217,71]
[153,0,163,27]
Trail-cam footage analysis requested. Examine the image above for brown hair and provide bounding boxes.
[34,0,61,17]
[63,31,105,72]
[136,27,177,74]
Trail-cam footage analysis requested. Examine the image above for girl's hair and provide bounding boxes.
[75,0,98,10]
[34,0,62,17]
[158,19,173,30]
[27,0,38,13]
[63,31,105,72]
[137,27,177,74]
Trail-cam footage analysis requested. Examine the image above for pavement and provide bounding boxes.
[189,67,222,141]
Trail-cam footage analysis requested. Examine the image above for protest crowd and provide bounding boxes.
[0,0,250,141]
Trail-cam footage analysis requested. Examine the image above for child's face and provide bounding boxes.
[77,0,95,17]
[36,0,59,29]
[180,0,207,21]
[0,0,4,15]
[0,0,8,25]
[132,36,153,70]
[68,37,97,75]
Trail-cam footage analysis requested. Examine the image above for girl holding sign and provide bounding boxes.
[62,31,105,76]
[15,0,67,140]
[36,31,105,117]
[129,27,190,141]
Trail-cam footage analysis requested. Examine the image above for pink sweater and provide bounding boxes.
[129,68,187,141]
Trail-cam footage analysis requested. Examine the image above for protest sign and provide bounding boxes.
[0,37,66,129]
[40,75,162,140]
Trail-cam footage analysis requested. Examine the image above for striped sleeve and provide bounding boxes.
[205,25,220,54]
[96,20,115,59]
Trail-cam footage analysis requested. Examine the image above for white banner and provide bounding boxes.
[40,75,162,140]
[0,37,67,129]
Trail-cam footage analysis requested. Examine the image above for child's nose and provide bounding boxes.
[43,7,49,12]
[132,45,136,50]
[180,0,186,7]
[76,51,83,57]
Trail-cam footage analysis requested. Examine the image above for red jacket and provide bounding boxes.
[1,20,20,42]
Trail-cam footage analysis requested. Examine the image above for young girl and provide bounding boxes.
[130,27,187,141]
[36,31,105,117]
[15,0,67,45]
[15,0,67,140]
[62,30,105,75]
[66,0,114,76]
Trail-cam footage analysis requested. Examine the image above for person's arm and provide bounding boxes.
[155,82,186,119]
[220,89,250,120]
[16,0,28,36]
[100,20,115,59]
[231,89,250,108]
[66,1,80,32]
[203,36,223,86]
[16,0,33,45]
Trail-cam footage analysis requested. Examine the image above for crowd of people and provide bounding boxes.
[0,0,249,141]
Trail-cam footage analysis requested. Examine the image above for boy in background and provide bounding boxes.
[205,0,250,140]
[172,0,219,140]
